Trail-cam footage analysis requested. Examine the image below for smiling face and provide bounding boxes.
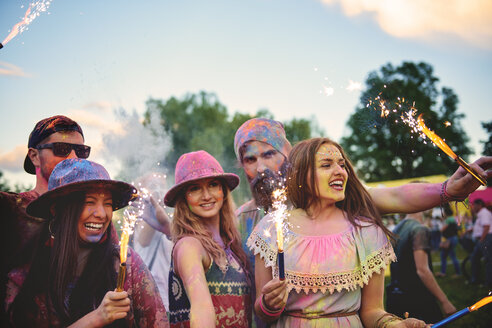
[78,188,113,243]
[313,143,348,205]
[184,178,224,220]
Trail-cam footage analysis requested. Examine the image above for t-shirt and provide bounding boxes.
[472,207,492,239]
[134,228,173,310]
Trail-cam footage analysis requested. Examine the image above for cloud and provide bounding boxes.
[0,145,26,171]
[82,101,113,112]
[66,108,121,132]
[0,61,31,77]
[320,0,492,49]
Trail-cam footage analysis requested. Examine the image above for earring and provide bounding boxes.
[48,220,55,239]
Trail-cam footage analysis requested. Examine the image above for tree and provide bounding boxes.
[481,121,492,156]
[143,90,324,204]
[341,62,472,182]
[0,170,9,191]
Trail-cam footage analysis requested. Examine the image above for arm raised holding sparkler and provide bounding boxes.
[369,156,491,215]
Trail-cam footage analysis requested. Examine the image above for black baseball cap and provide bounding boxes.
[24,115,85,174]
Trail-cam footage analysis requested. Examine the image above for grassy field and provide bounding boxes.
[385,244,492,328]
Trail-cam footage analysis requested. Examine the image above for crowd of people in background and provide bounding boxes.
[1,115,491,327]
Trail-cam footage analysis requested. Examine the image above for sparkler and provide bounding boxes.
[2,1,53,48]
[417,114,487,186]
[271,187,289,280]
[116,188,149,291]
[432,294,492,327]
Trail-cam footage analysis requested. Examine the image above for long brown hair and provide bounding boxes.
[171,180,251,282]
[10,192,125,328]
[287,137,393,239]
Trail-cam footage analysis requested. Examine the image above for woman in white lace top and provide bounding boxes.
[247,138,431,328]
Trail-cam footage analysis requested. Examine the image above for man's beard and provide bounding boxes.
[250,161,290,211]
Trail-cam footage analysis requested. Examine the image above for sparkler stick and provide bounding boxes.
[432,295,492,327]
[417,114,487,186]
[116,189,147,291]
[116,229,129,291]
[272,188,288,280]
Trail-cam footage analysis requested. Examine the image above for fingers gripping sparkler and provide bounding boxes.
[416,114,487,186]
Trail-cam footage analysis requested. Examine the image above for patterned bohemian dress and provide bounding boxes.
[168,247,252,328]
[247,208,396,328]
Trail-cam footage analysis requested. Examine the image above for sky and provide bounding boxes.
[1,0,492,188]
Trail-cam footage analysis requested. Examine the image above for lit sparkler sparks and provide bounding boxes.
[271,187,289,280]
[2,1,53,48]
[116,188,150,291]
[432,294,492,327]
[417,114,487,186]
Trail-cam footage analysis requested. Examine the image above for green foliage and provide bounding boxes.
[481,121,492,156]
[143,90,323,204]
[0,170,32,192]
[341,62,472,182]
[0,170,9,191]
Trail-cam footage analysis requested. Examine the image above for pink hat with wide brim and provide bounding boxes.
[164,150,240,207]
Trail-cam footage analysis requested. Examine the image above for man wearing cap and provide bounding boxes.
[234,118,492,257]
[0,115,89,324]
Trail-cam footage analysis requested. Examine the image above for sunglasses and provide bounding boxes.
[36,142,91,159]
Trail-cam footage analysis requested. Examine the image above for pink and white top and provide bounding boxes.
[247,208,396,328]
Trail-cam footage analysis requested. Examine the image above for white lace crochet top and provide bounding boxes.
[247,208,396,327]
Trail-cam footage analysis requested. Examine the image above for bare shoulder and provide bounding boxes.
[173,236,207,262]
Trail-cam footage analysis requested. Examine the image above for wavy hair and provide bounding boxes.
[171,181,251,283]
[286,137,393,239]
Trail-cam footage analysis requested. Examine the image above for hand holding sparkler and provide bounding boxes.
[417,114,487,186]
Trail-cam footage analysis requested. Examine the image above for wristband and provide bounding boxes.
[259,294,284,317]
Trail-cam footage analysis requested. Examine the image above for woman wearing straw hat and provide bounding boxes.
[6,158,169,327]
[165,150,252,328]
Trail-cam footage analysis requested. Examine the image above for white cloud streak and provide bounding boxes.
[0,145,26,171]
[320,0,492,49]
[0,61,31,77]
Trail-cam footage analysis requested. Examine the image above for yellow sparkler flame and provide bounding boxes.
[119,229,129,263]
[272,188,288,252]
[469,295,492,311]
[417,114,457,159]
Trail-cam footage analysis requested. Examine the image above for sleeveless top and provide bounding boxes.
[168,248,252,328]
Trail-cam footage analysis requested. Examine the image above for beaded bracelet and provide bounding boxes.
[440,180,467,203]
[375,313,403,328]
[258,294,284,317]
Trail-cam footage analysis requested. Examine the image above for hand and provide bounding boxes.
[94,290,131,325]
[446,156,492,198]
[441,299,457,316]
[141,196,169,231]
[261,277,288,311]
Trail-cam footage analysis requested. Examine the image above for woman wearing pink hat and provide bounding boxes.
[165,150,252,328]
[6,158,169,328]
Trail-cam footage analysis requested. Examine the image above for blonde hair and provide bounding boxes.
[171,181,251,280]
